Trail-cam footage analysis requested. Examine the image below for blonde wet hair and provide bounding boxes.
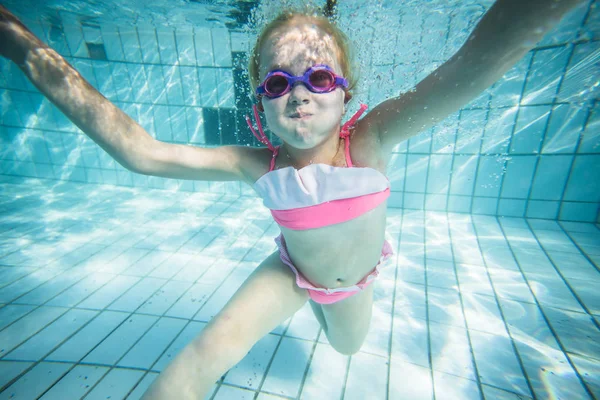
[248,11,357,104]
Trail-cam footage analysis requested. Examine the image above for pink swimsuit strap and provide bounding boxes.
[245,104,369,171]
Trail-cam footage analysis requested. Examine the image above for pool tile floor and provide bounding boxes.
[0,176,598,400]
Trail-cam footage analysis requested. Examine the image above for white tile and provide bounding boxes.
[83,368,145,400]
[429,322,475,380]
[137,26,161,64]
[38,364,108,400]
[175,30,197,66]
[394,281,427,320]
[560,222,599,234]
[82,313,157,365]
[427,286,465,328]
[108,277,166,312]
[488,268,535,303]
[97,247,150,274]
[194,28,214,66]
[512,334,589,400]
[0,361,72,400]
[388,359,433,400]
[455,263,494,296]
[499,298,560,350]
[256,392,287,400]
[126,372,159,400]
[62,23,88,58]
[0,304,36,331]
[569,353,600,399]
[568,278,600,315]
[261,337,312,397]
[391,314,429,367]
[300,343,348,400]
[46,311,129,362]
[136,280,193,315]
[124,250,173,276]
[547,251,600,281]
[543,306,600,359]
[8,309,97,361]
[535,231,579,253]
[433,371,480,400]
[119,28,143,63]
[462,293,508,336]
[164,282,214,319]
[426,259,457,289]
[344,352,388,400]
[285,302,321,341]
[211,29,231,67]
[482,385,532,400]
[77,274,140,310]
[224,334,279,390]
[213,385,255,400]
[363,293,393,357]
[469,330,531,397]
[396,256,425,285]
[118,317,187,369]
[0,361,33,389]
[14,269,89,305]
[0,306,67,357]
[512,248,557,275]
[526,272,585,312]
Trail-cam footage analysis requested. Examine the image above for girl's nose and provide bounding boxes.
[288,82,310,104]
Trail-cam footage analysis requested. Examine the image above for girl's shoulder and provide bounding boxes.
[349,119,388,173]
[237,145,274,185]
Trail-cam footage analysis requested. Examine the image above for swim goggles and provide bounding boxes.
[256,64,348,99]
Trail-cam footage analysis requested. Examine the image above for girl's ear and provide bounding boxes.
[256,98,264,112]
[344,90,352,104]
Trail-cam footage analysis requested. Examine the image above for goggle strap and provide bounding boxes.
[245,104,276,151]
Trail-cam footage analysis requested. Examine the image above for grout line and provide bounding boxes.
[466,106,491,215]
[384,211,403,400]
[523,43,577,218]
[496,219,596,398]
[525,220,600,331]
[420,210,436,400]
[494,51,536,216]
[469,216,538,399]
[557,221,600,275]
[442,213,486,400]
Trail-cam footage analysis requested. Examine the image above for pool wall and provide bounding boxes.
[0,2,599,222]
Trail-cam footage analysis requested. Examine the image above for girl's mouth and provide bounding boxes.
[289,112,312,119]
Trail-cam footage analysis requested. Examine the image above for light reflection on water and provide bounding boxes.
[1,0,599,399]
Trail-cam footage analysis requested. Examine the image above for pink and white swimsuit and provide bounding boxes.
[246,104,394,304]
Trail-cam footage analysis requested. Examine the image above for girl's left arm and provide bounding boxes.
[368,0,588,155]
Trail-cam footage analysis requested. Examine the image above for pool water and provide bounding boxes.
[0,0,599,399]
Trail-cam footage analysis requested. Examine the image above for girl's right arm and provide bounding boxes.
[0,6,252,183]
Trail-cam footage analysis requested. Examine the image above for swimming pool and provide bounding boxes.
[0,0,599,399]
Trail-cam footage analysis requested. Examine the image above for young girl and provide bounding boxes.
[0,1,583,398]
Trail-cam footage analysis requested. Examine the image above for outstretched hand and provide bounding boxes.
[0,5,45,65]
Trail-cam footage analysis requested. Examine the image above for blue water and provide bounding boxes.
[0,0,599,399]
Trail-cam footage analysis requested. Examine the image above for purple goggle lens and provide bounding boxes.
[256,64,348,98]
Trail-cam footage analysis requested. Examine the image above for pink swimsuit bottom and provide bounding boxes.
[275,234,394,305]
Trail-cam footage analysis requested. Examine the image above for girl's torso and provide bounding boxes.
[241,121,391,289]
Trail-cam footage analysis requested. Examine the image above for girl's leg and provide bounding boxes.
[141,250,309,400]
[310,284,375,355]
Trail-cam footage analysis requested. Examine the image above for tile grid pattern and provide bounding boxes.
[0,177,598,399]
[1,2,599,221]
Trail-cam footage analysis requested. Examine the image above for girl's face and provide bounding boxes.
[258,22,346,150]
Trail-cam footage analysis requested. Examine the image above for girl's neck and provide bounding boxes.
[281,132,342,169]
